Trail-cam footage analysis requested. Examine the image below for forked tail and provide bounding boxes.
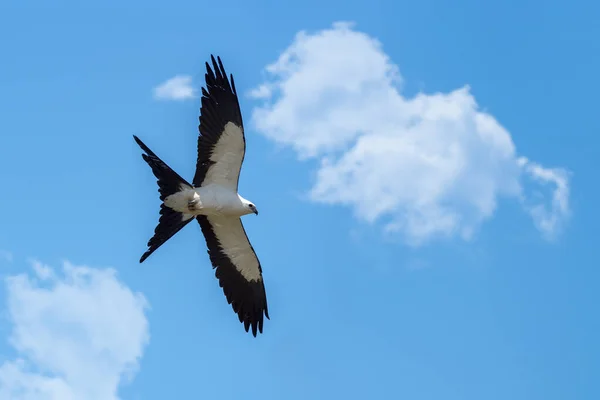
[133,135,194,263]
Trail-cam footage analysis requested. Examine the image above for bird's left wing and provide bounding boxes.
[196,215,269,336]
[193,55,246,190]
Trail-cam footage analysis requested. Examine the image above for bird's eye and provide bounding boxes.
[249,204,254,208]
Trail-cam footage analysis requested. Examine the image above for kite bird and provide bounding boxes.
[133,55,269,337]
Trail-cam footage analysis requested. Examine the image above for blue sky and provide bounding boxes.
[0,0,598,399]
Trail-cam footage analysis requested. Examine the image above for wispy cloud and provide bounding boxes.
[519,157,571,239]
[153,75,196,100]
[250,21,571,244]
[0,260,150,400]
[248,84,274,100]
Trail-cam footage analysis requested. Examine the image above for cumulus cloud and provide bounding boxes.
[0,260,150,400]
[153,75,196,100]
[250,21,570,243]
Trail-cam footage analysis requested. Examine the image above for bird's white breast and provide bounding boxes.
[163,183,246,217]
[199,184,247,216]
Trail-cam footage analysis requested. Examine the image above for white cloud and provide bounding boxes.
[28,259,53,280]
[248,84,274,100]
[0,260,150,400]
[250,21,571,243]
[0,250,12,263]
[518,157,571,240]
[153,75,196,100]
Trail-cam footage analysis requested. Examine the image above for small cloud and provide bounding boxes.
[519,157,570,239]
[248,84,274,100]
[153,75,196,100]
[0,250,13,263]
[0,260,150,399]
[28,258,54,280]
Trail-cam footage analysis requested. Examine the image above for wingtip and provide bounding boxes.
[133,134,146,150]
[139,252,149,263]
[205,59,215,81]
[230,74,237,94]
[209,54,223,65]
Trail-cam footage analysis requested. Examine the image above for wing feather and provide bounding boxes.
[196,215,269,336]
[193,55,246,190]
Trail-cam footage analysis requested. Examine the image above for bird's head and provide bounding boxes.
[245,201,259,216]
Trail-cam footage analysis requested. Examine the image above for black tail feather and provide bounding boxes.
[139,205,193,263]
[134,135,194,263]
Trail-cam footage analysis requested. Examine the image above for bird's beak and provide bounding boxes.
[254,210,259,215]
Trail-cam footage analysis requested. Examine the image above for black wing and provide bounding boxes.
[193,55,246,190]
[196,215,269,336]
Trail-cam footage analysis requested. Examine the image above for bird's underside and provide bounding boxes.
[162,184,249,217]
[133,55,269,337]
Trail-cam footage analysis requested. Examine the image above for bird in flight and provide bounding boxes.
[133,55,269,337]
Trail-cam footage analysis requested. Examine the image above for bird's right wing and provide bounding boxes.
[196,215,269,336]
[193,55,246,191]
